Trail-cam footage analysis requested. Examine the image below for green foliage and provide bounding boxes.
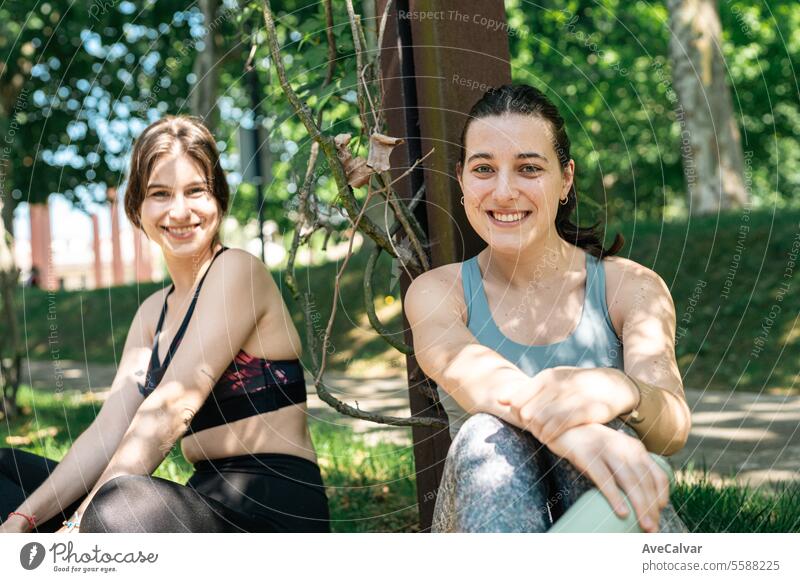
[506,0,800,222]
[0,1,205,209]
[18,209,800,391]
[227,0,368,233]
[4,1,798,230]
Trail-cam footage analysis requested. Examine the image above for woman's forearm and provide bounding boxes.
[429,342,533,426]
[75,394,189,514]
[619,375,691,456]
[12,421,122,527]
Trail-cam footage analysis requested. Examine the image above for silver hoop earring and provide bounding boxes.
[460,196,465,206]
[559,197,568,206]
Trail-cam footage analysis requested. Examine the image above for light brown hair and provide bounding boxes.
[124,115,229,247]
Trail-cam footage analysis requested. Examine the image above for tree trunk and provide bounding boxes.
[667,0,749,214]
[0,184,22,420]
[190,0,221,133]
[378,0,510,531]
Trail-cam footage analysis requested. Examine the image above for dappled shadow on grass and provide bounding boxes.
[672,467,800,532]
[1,385,418,532]
[608,209,800,394]
[17,281,166,363]
[311,421,419,532]
[281,243,407,375]
[5,386,800,532]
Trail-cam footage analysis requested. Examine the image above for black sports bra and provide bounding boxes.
[138,246,307,435]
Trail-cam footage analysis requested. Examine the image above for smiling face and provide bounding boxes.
[458,113,574,256]
[139,152,221,258]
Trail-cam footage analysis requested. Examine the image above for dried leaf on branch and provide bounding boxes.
[335,132,405,187]
[367,132,404,172]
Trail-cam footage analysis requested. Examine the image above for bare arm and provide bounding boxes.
[404,265,531,427]
[71,251,271,517]
[405,262,674,532]
[474,259,690,456]
[610,260,692,455]
[5,304,152,531]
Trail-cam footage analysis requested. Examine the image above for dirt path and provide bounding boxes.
[22,359,800,488]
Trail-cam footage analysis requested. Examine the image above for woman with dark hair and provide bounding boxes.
[0,116,330,533]
[404,84,690,532]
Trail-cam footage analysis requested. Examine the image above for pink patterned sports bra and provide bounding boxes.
[138,247,307,435]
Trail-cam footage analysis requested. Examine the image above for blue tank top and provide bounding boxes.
[439,250,625,438]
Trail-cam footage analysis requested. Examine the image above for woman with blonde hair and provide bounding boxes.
[1,116,330,533]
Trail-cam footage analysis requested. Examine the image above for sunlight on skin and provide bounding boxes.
[405,109,692,532]
[139,152,221,291]
[456,113,575,279]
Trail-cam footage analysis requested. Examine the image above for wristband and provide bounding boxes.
[7,511,37,531]
[622,373,646,425]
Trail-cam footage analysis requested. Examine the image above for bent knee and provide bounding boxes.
[454,413,528,447]
[449,413,536,467]
[81,475,151,533]
[456,413,507,439]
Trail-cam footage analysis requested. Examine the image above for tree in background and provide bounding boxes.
[508,0,798,220]
[668,0,748,214]
[0,1,223,418]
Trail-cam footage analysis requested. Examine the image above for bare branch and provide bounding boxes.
[261,0,398,258]
[364,245,413,354]
[260,0,446,429]
[322,0,337,86]
[344,0,371,136]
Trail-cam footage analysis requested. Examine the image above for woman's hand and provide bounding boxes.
[497,366,639,444]
[56,510,83,534]
[545,423,669,533]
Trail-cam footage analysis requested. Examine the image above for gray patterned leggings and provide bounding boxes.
[432,413,687,532]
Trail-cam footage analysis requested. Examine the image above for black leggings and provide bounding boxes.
[0,448,330,533]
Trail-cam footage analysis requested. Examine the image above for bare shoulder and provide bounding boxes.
[216,247,268,276]
[213,248,287,325]
[137,287,172,336]
[405,262,467,324]
[211,247,277,292]
[602,255,674,333]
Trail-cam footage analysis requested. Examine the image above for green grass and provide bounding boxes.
[607,208,800,393]
[15,239,404,376]
[14,208,800,391]
[671,467,800,533]
[4,385,800,532]
[2,385,417,533]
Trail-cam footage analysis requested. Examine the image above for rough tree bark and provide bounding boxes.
[667,0,749,214]
[190,0,221,133]
[0,193,22,419]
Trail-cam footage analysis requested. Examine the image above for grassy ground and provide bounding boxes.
[15,208,800,392]
[2,385,418,533]
[607,208,800,394]
[15,239,404,378]
[3,385,799,532]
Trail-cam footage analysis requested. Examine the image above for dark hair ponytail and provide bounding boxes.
[459,84,624,260]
